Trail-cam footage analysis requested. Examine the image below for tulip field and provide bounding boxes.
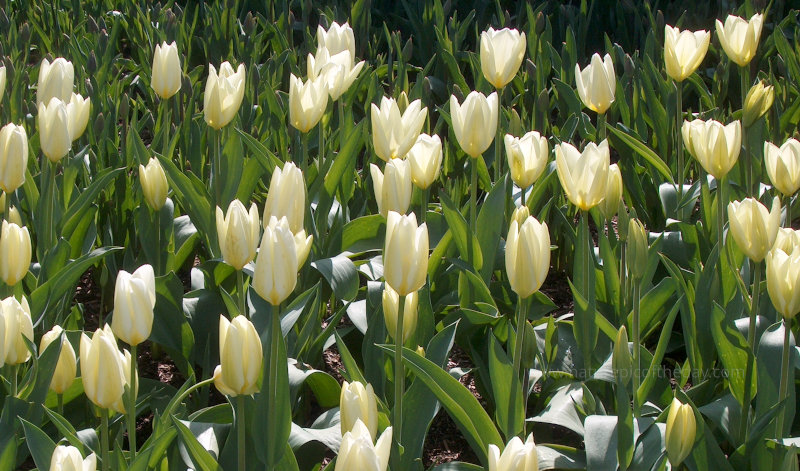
[3,0,800,470]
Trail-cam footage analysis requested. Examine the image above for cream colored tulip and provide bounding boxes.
[599,163,623,220]
[0,296,33,366]
[505,206,550,299]
[340,380,378,440]
[0,220,30,286]
[263,162,305,234]
[487,433,538,471]
[67,93,91,141]
[450,91,498,158]
[383,211,428,296]
[681,119,741,180]
[664,25,710,82]
[773,228,800,254]
[40,325,77,394]
[213,315,262,396]
[382,285,418,344]
[151,41,182,99]
[111,265,156,347]
[79,325,129,411]
[288,73,328,133]
[764,139,800,196]
[370,160,412,218]
[665,398,696,467]
[49,445,97,471]
[203,62,246,130]
[253,217,300,305]
[308,47,364,101]
[575,53,616,114]
[139,157,168,211]
[727,196,780,262]
[742,81,773,127]
[627,218,649,280]
[766,244,800,319]
[334,420,392,471]
[371,96,427,161]
[216,200,260,270]
[407,134,442,190]
[716,13,764,67]
[504,132,549,190]
[38,97,72,162]
[317,22,356,59]
[480,27,527,89]
[555,140,610,211]
[37,58,74,106]
[0,123,28,194]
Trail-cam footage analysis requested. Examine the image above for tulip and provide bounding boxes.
[37,58,74,106]
[716,13,764,67]
[340,380,379,440]
[216,200,260,270]
[80,325,134,412]
[370,159,412,218]
[742,81,774,127]
[371,96,427,161]
[504,132,549,191]
[664,25,710,82]
[575,53,616,114]
[766,245,800,319]
[0,220,31,286]
[40,325,77,394]
[505,206,550,299]
[612,325,632,388]
[0,123,28,194]
[0,296,33,366]
[0,195,21,226]
[764,139,800,196]
[773,228,800,254]
[287,73,328,133]
[450,91,498,158]
[49,445,97,471]
[308,47,365,101]
[317,22,356,59]
[253,217,302,305]
[727,196,780,262]
[681,119,741,180]
[263,162,305,234]
[555,140,610,211]
[139,158,169,211]
[38,97,72,162]
[111,265,156,346]
[480,27,527,89]
[383,211,428,296]
[407,134,442,190]
[598,163,623,220]
[382,285,418,344]
[487,433,538,471]
[213,315,262,396]
[334,419,392,471]
[0,66,5,104]
[151,41,182,99]
[203,62,246,130]
[665,398,696,467]
[627,218,649,280]
[67,93,91,141]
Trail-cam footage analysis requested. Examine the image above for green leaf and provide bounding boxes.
[323,120,366,198]
[710,302,754,405]
[341,215,385,253]
[254,316,291,467]
[60,168,124,238]
[487,332,523,440]
[476,178,506,282]
[20,418,56,471]
[172,417,223,471]
[606,125,673,182]
[439,192,482,271]
[149,273,195,373]
[311,254,359,302]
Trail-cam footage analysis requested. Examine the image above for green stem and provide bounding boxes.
[318,120,325,175]
[393,293,406,456]
[237,270,246,318]
[740,261,761,444]
[338,100,346,151]
[619,240,628,325]
[237,394,246,471]
[45,159,57,249]
[676,81,684,207]
[101,410,110,471]
[632,280,641,417]
[164,377,215,418]
[57,394,63,416]
[597,112,607,141]
[155,209,161,276]
[128,344,138,460]
[495,91,503,182]
[11,364,17,397]
[213,129,222,208]
[3,191,10,222]
[421,187,429,224]
[510,295,527,437]
[581,210,592,374]
[776,318,792,436]
[786,197,792,228]
[162,98,171,161]
[520,185,526,207]
[740,67,751,195]
[469,157,478,271]
[717,177,726,258]
[266,311,280,464]
[300,132,310,177]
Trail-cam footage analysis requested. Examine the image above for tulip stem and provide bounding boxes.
[393,293,406,456]
[786,197,792,228]
[161,98,171,161]
[597,112,607,141]
[44,159,57,249]
[495,96,503,182]
[155,209,161,276]
[10,365,17,397]
[300,132,310,177]
[128,344,138,460]
[421,187,429,224]
[237,270,246,318]
[3,192,10,223]
[675,81,684,208]
[740,67,752,195]
[510,295,527,437]
[101,409,110,471]
[716,177,726,258]
[57,394,63,416]
[469,157,478,268]
[237,394,246,471]
[632,279,641,418]
[776,318,792,436]
[213,129,222,209]
[318,121,325,175]
[520,185,526,207]
[619,240,628,325]
[739,260,761,444]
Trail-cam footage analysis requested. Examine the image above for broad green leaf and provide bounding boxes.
[20,418,56,471]
[440,192,482,271]
[311,254,359,302]
[172,417,222,471]
[607,125,673,182]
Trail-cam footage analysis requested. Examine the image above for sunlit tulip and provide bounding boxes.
[340,380,379,440]
[0,220,30,286]
[263,162,305,234]
[743,81,774,127]
[773,228,800,254]
[371,96,427,161]
[49,445,97,471]
[334,419,392,471]
[681,119,741,180]
[599,163,623,220]
[575,53,616,114]
[504,132,549,190]
[716,13,764,67]
[38,97,72,162]
[317,22,356,59]
[555,140,610,211]
[727,196,780,262]
[213,315,262,396]
[0,296,33,366]
[37,58,74,106]
[139,157,168,211]
[40,325,77,394]
[383,211,428,296]
[111,265,156,346]
[370,159,412,218]
[764,139,800,196]
[0,66,5,104]
[664,25,710,82]
[288,73,328,133]
[450,91,498,158]
[308,47,364,101]
[665,398,696,467]
[627,218,649,280]
[0,123,28,194]
[382,285,418,344]
[505,206,550,299]
[80,325,128,411]
[407,134,442,190]
[203,62,246,130]
[480,27,527,89]
[766,244,800,319]
[0,194,21,226]
[487,433,539,471]
[217,200,260,270]
[151,41,182,99]
[253,217,304,305]
[67,93,91,141]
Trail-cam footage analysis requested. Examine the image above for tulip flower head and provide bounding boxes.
[743,80,774,127]
[0,220,31,286]
[575,53,616,114]
[0,123,28,194]
[253,217,311,305]
[505,206,550,299]
[370,159,412,218]
[213,315,262,396]
[682,119,741,180]
[480,27,527,89]
[766,239,800,320]
[555,140,610,211]
[263,161,306,234]
[217,200,260,270]
[0,296,33,366]
[340,380,379,440]
[406,133,443,190]
[203,62,246,130]
[288,73,328,133]
[80,325,133,412]
[664,25,710,82]
[504,131,549,190]
[67,93,91,142]
[627,218,649,280]
[727,196,780,262]
[111,264,156,346]
[49,445,97,471]
[382,285,419,344]
[37,58,74,106]
[317,22,356,59]
[773,228,800,254]
[450,91,498,158]
[665,398,696,467]
[151,41,182,99]
[716,13,764,67]
[0,195,21,226]
[598,163,623,220]
[487,433,539,471]
[371,96,428,161]
[40,325,77,394]
[764,139,800,196]
[308,46,365,101]
[383,211,428,296]
[139,157,169,211]
[334,419,392,471]
[38,97,72,162]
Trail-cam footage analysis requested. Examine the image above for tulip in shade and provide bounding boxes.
[665,398,696,467]
[555,140,610,211]
[263,162,306,234]
[773,228,800,254]
[406,134,443,190]
[288,74,329,133]
[253,217,312,305]
[480,27,527,89]
[0,296,33,366]
[217,200,260,270]
[664,25,710,82]
[111,265,156,346]
[370,159,412,218]
[598,163,623,220]
[766,241,800,319]
[38,97,72,162]
[40,325,77,394]
[575,53,616,114]
[383,211,428,296]
[213,315,262,396]
[764,139,800,196]
[727,196,781,262]
[681,119,741,180]
[487,433,539,471]
[37,58,74,106]
[67,93,91,141]
[716,13,764,67]
[340,380,379,440]
[139,158,169,211]
[450,91,498,158]
[504,131,549,191]
[0,220,31,286]
[49,445,97,471]
[334,419,392,471]
[0,123,28,194]
[80,325,133,412]
[743,81,774,127]
[0,198,21,226]
[317,22,356,59]
[151,41,182,99]
[505,206,550,299]
[627,219,649,280]
[203,62,246,130]
[370,96,428,161]
[382,285,419,344]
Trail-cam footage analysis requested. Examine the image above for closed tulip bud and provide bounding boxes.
[253,217,300,305]
[0,195,21,226]
[716,13,763,67]
[382,285,418,344]
[79,325,128,410]
[504,131,549,190]
[727,196,780,262]
[288,73,328,133]
[450,91,498,158]
[317,22,356,59]
[743,81,774,127]
[384,211,428,296]
[665,398,696,467]
[263,162,305,234]
[627,218,648,280]
[0,296,33,366]
[340,381,379,440]
[480,27,527,89]
[407,134,442,190]
[764,139,800,196]
[203,62,246,130]
[664,25,710,82]
[575,53,616,114]
[111,265,156,346]
[213,315,262,396]
[334,420,392,471]
[38,97,72,162]
[49,445,97,471]
[599,163,623,220]
[67,93,91,141]
[0,123,28,193]
[139,158,168,211]
[40,325,77,394]
[766,244,800,319]
[151,41,182,99]
[371,96,427,161]
[370,160,412,218]
[555,140,610,211]
[308,47,365,101]
[0,66,5,104]
[487,433,539,471]
[681,119,741,180]
[216,200,260,270]
[505,208,550,299]
[37,58,74,106]
[613,325,632,388]
[0,220,31,286]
